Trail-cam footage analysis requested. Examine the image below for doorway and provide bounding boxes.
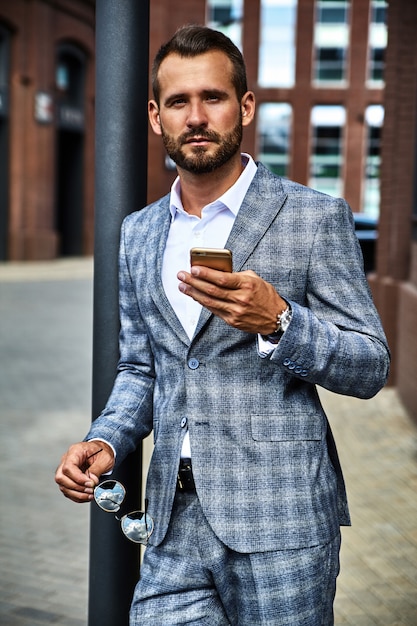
[55,43,86,256]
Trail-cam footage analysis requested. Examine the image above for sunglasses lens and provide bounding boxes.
[121,511,154,544]
[94,480,126,512]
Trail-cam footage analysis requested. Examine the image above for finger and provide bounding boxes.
[178,270,234,302]
[55,458,94,497]
[58,483,95,503]
[189,266,240,288]
[55,461,95,503]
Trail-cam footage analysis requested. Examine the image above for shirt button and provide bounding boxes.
[188,358,200,370]
[181,417,188,428]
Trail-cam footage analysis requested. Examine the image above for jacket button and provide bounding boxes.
[181,417,187,428]
[188,358,200,370]
[283,358,291,366]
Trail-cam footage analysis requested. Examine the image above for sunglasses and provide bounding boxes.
[93,479,154,545]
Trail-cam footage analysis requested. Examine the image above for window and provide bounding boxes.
[309,105,346,197]
[316,47,346,82]
[367,0,387,84]
[206,0,243,50]
[313,0,350,85]
[258,0,297,88]
[257,103,292,177]
[56,44,86,109]
[363,105,383,217]
[55,43,86,131]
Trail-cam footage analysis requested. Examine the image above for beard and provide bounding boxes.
[161,116,243,174]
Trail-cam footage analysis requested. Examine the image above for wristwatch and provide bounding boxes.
[261,305,292,344]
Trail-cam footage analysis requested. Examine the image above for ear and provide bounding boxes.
[241,91,255,127]
[148,100,162,136]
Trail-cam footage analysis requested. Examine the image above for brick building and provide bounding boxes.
[368,0,417,421]
[0,0,95,261]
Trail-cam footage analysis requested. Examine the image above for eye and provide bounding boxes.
[165,96,187,108]
[205,93,223,103]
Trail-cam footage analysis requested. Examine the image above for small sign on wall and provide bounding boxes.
[35,92,54,124]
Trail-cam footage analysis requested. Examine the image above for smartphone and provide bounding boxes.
[190,247,233,272]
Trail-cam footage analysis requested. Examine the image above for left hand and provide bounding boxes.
[177,266,287,335]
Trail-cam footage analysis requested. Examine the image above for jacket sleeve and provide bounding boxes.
[270,198,390,398]
[85,217,155,465]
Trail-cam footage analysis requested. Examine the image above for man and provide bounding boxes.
[56,25,390,625]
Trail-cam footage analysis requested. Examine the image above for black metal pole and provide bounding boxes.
[90,2,149,625]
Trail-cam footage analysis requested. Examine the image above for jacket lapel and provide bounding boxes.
[193,164,288,338]
[226,163,287,270]
[146,196,191,346]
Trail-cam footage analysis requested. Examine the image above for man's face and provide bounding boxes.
[149,51,252,174]
[161,111,243,175]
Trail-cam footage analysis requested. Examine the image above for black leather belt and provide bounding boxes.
[177,458,196,492]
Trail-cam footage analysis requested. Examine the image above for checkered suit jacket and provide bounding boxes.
[87,163,390,552]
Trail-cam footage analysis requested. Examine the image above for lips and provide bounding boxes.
[185,136,211,144]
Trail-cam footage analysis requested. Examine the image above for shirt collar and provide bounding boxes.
[169,153,257,220]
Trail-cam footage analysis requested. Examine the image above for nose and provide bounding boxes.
[186,100,208,129]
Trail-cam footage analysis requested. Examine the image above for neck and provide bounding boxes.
[178,153,244,217]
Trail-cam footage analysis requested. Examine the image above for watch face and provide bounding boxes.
[279,307,292,332]
[280,319,289,332]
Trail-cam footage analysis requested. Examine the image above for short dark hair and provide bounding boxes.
[151,25,248,105]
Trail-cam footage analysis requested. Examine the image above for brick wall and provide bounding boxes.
[370,0,417,420]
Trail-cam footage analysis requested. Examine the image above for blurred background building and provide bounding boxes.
[0,0,95,261]
[0,0,416,416]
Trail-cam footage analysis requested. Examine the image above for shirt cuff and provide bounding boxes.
[257,334,278,358]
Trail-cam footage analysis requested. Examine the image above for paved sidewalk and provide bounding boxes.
[0,258,416,625]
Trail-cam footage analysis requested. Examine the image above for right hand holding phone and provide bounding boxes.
[177,266,287,336]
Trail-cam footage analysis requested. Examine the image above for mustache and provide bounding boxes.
[179,127,221,144]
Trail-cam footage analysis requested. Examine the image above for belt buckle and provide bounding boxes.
[177,459,195,492]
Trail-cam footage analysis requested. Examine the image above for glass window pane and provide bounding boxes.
[367,0,387,84]
[363,105,384,217]
[257,103,292,177]
[317,47,346,81]
[258,0,297,88]
[309,105,345,197]
[318,6,348,24]
[206,0,243,49]
[314,0,350,85]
